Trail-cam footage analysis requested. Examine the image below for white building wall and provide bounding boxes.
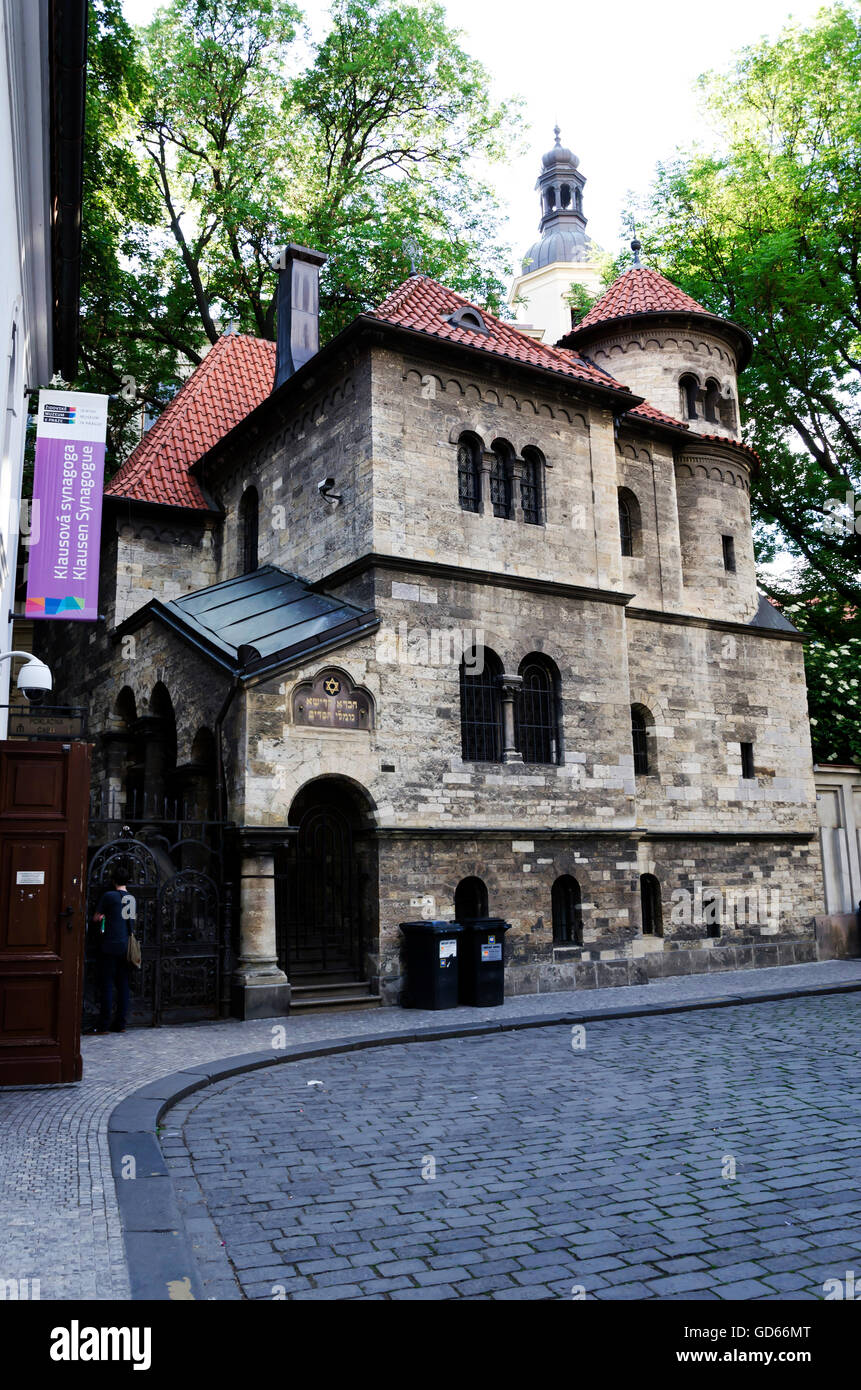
[0,0,53,733]
[815,764,861,914]
[508,260,606,346]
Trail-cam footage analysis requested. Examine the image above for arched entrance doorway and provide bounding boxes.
[277,778,377,980]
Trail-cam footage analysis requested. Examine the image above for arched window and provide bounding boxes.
[455,876,488,922]
[457,433,482,513]
[460,647,503,762]
[240,486,259,574]
[574,187,583,215]
[704,379,721,424]
[680,374,699,420]
[520,447,544,526]
[617,487,641,557]
[515,654,561,765]
[631,704,652,776]
[552,875,582,945]
[640,873,663,937]
[490,440,514,520]
[560,183,572,209]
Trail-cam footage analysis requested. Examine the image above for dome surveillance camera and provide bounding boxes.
[16,657,53,704]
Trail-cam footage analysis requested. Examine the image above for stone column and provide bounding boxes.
[232,830,291,1020]
[509,457,524,519]
[101,724,131,821]
[499,674,523,764]
[480,450,495,514]
[137,715,170,817]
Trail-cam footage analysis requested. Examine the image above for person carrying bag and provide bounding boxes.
[92,876,138,1034]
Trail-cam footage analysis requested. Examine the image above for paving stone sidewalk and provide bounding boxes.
[1,958,861,1300]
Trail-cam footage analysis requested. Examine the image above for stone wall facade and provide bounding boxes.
[36,316,826,1008]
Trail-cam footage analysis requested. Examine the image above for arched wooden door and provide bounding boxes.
[282,798,361,978]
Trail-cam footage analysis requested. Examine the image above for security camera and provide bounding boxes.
[317,476,342,504]
[16,657,53,704]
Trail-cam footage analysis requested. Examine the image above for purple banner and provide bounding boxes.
[26,390,109,621]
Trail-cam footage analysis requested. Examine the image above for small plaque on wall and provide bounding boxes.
[292,669,374,731]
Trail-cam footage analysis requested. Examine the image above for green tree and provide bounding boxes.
[77,0,519,469]
[628,1,861,758]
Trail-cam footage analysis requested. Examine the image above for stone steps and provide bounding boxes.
[289,979,382,1013]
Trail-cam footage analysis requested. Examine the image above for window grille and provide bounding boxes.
[516,659,558,764]
[552,875,583,944]
[521,450,544,525]
[632,706,650,776]
[460,650,502,761]
[457,439,481,513]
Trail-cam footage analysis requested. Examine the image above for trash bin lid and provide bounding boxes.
[450,917,512,932]
[399,920,464,935]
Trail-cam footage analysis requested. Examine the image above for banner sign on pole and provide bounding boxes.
[25,390,109,621]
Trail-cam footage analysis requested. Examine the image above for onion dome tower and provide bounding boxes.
[508,127,605,345]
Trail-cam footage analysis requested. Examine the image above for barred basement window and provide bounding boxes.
[631,704,651,776]
[460,648,503,762]
[515,654,561,765]
[520,447,544,525]
[552,874,583,945]
[455,876,489,922]
[489,440,514,519]
[640,873,663,937]
[457,434,481,513]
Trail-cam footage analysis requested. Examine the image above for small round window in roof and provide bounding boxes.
[445,305,490,336]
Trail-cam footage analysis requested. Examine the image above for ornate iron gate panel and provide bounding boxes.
[86,830,231,1026]
[277,805,361,977]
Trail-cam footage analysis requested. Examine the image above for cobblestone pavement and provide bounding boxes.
[165,991,861,1301]
[1,958,860,1300]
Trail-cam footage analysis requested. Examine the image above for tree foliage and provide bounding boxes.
[78,0,520,469]
[629,1,861,759]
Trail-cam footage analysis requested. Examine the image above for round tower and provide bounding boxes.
[508,128,606,345]
[561,242,753,441]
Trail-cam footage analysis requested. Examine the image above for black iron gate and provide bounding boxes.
[85,825,232,1026]
[276,804,361,978]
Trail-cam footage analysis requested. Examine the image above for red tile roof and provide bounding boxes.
[627,400,688,429]
[368,275,631,393]
[106,334,276,510]
[575,265,709,331]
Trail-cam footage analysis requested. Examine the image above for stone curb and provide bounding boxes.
[108,974,861,1300]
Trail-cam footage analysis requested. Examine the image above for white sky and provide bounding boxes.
[122,0,828,272]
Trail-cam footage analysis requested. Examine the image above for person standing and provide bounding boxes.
[92,877,136,1033]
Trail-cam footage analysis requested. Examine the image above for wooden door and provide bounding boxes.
[0,741,91,1084]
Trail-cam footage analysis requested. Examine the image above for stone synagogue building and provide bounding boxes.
[42,135,824,1021]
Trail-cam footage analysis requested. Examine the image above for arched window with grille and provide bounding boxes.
[457,433,482,513]
[489,439,514,519]
[240,486,259,574]
[460,648,503,762]
[631,704,653,776]
[520,447,544,526]
[515,654,561,765]
[455,876,489,922]
[618,487,641,557]
[640,873,663,936]
[552,875,582,944]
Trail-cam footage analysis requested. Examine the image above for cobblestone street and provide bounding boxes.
[2,961,861,1300]
[165,992,861,1300]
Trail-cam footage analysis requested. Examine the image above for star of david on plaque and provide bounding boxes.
[323,677,341,696]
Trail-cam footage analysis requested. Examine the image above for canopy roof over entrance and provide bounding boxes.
[123,565,379,678]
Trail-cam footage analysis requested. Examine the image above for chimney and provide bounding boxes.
[273,244,328,390]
